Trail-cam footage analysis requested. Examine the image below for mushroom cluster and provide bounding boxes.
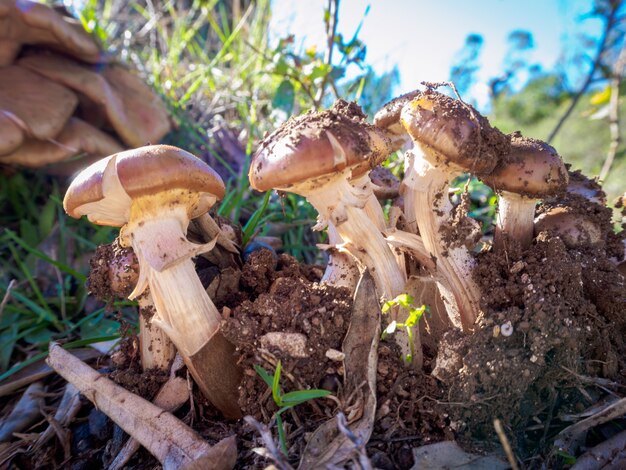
[0,0,170,173]
[248,88,583,364]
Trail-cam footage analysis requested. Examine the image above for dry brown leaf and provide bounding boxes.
[298,271,380,469]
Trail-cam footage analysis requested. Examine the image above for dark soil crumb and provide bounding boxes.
[88,239,138,301]
[440,182,482,250]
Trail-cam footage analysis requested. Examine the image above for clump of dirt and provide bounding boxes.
[221,249,352,418]
[435,229,626,453]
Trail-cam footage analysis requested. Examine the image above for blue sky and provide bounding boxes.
[270,0,601,108]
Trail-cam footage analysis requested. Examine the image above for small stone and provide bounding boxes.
[259,332,309,358]
[325,348,345,361]
[510,261,525,274]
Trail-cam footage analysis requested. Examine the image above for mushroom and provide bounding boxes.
[534,207,602,249]
[64,145,241,419]
[374,89,421,234]
[19,53,171,147]
[483,132,568,252]
[399,89,508,331]
[0,0,101,64]
[0,65,77,141]
[0,117,123,167]
[369,165,400,200]
[249,100,406,303]
[0,111,24,155]
[91,241,176,371]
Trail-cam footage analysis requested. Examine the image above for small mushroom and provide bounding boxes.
[19,53,171,147]
[399,89,508,331]
[249,100,406,302]
[534,207,602,249]
[64,145,241,418]
[0,65,77,141]
[374,89,421,234]
[483,132,568,252]
[0,117,123,167]
[93,242,176,371]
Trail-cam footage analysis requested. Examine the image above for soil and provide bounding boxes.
[7,178,626,469]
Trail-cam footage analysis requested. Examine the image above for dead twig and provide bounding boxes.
[0,382,45,443]
[571,428,626,469]
[554,395,626,455]
[547,2,621,143]
[244,415,294,470]
[493,418,519,470]
[46,343,236,470]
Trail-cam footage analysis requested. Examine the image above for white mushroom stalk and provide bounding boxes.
[400,91,507,331]
[292,168,406,302]
[403,153,482,331]
[121,192,222,357]
[495,192,537,250]
[319,223,360,291]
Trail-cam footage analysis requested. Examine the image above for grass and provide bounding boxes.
[0,0,393,380]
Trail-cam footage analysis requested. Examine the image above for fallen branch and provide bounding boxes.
[108,356,189,470]
[571,428,626,469]
[554,396,626,455]
[46,343,236,470]
[0,382,44,443]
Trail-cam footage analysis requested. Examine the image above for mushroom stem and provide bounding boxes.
[320,224,360,290]
[121,195,241,418]
[296,169,406,303]
[350,173,387,230]
[137,293,176,371]
[405,152,481,331]
[494,192,537,252]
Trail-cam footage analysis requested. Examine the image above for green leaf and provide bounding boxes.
[254,364,274,389]
[0,323,18,372]
[80,316,120,338]
[281,389,331,406]
[243,191,271,245]
[272,360,283,404]
[38,199,56,239]
[272,80,295,115]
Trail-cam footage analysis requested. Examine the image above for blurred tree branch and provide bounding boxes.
[547,0,622,143]
[599,43,626,180]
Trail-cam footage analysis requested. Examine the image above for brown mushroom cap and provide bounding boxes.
[534,207,602,248]
[484,133,568,198]
[0,0,101,63]
[249,100,392,192]
[0,65,77,140]
[0,117,123,167]
[0,111,24,155]
[374,89,421,135]
[19,54,171,147]
[400,89,508,175]
[64,145,225,226]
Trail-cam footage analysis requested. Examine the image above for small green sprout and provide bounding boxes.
[254,361,331,455]
[381,294,427,364]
